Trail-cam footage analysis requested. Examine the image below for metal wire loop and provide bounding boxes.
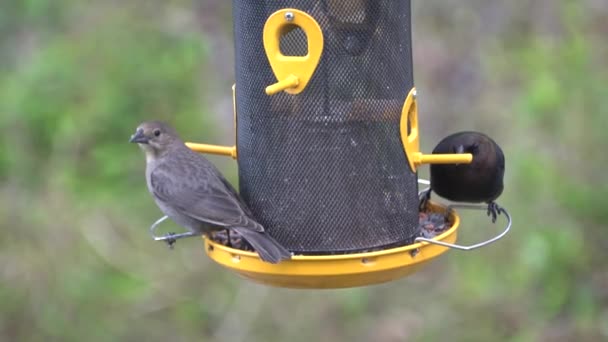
[418,178,430,196]
[414,203,512,251]
[149,215,198,243]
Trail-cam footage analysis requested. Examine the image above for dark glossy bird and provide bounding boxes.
[420,131,505,222]
[130,121,292,263]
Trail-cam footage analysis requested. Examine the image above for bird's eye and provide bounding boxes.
[153,129,161,137]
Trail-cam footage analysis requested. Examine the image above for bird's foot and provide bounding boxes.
[419,189,432,212]
[487,202,503,223]
[158,231,199,249]
[225,229,232,248]
[164,232,177,249]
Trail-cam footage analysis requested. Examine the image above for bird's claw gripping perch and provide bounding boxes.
[487,202,502,223]
[164,233,177,249]
[149,215,200,248]
[160,231,198,248]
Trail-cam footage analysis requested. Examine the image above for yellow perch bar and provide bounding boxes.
[185,142,237,159]
[417,153,473,165]
[265,74,299,95]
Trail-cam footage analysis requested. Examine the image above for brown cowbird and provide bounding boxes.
[421,131,505,222]
[130,121,292,264]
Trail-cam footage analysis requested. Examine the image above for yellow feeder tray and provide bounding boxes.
[200,200,512,289]
[149,190,511,289]
[203,202,457,289]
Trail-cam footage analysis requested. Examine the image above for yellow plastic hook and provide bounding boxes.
[263,9,324,95]
[400,87,473,172]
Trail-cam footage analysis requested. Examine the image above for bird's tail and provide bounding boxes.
[232,227,292,264]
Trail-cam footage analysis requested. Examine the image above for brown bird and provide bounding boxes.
[420,131,505,222]
[130,121,292,263]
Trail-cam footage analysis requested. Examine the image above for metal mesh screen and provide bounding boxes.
[233,0,419,253]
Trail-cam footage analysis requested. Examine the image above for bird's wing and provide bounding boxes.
[150,162,264,232]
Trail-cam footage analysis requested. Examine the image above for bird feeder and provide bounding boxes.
[154,0,511,289]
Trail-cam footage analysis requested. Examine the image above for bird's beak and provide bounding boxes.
[455,145,465,154]
[129,130,149,144]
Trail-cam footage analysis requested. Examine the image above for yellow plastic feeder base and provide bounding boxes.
[204,202,458,289]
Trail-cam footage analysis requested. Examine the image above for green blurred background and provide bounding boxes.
[1,1,607,341]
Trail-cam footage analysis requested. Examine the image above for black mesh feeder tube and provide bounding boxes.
[234,0,421,254]
[187,0,511,289]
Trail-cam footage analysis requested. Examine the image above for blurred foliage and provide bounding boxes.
[1,0,607,341]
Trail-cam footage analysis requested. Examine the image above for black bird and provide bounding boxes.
[130,121,292,263]
[421,131,505,222]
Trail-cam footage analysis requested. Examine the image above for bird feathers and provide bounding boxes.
[430,131,504,204]
[148,149,264,232]
[133,120,290,263]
